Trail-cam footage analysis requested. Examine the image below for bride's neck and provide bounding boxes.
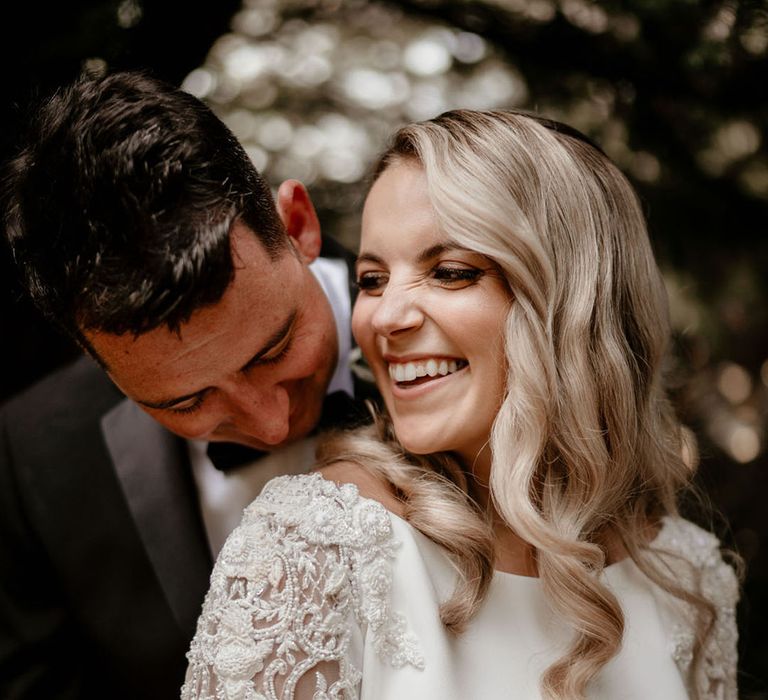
[461,451,539,577]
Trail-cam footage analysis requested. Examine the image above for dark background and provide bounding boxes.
[1,0,243,391]
[2,0,766,695]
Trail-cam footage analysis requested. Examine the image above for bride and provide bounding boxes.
[182,110,739,699]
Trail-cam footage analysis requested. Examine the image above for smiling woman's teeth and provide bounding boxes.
[388,359,464,382]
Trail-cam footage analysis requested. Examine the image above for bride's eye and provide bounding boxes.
[432,265,482,287]
[356,271,389,295]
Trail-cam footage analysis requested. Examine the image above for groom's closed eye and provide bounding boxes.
[138,311,298,413]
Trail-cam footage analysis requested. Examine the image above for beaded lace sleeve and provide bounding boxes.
[654,517,740,700]
[181,473,424,700]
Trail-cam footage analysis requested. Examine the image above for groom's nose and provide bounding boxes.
[225,379,291,445]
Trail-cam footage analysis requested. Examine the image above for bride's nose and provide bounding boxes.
[371,285,425,337]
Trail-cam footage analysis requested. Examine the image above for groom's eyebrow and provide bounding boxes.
[137,311,298,410]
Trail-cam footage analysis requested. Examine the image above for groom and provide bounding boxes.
[0,72,371,698]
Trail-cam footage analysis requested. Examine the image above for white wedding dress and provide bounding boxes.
[181,473,738,699]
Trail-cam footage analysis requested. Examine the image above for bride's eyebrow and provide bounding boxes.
[355,252,384,269]
[355,242,468,271]
[416,243,467,263]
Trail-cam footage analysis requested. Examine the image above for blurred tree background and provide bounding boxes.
[2,0,766,694]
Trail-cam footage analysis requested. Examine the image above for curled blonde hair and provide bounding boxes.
[318,110,718,699]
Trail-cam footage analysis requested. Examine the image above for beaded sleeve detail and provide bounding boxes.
[653,517,739,700]
[181,473,424,700]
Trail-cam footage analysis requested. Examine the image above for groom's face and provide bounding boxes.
[84,223,339,450]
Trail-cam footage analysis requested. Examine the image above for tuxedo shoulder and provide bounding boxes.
[2,356,124,420]
[1,356,122,438]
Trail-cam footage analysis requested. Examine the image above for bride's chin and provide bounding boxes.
[391,429,447,457]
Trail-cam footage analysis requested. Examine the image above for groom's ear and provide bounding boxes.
[276,180,321,263]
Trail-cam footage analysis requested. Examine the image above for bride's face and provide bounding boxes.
[352,161,511,466]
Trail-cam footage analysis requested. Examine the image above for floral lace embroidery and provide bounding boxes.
[653,517,739,700]
[181,473,424,700]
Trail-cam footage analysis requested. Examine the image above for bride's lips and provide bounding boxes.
[384,355,469,399]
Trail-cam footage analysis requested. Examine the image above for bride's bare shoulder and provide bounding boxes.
[314,462,406,520]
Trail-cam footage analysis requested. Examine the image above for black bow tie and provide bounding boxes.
[205,441,268,472]
[206,390,370,472]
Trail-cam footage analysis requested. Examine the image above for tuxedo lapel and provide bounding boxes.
[101,399,211,637]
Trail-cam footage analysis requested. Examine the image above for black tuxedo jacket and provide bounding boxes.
[0,237,369,699]
[0,357,209,698]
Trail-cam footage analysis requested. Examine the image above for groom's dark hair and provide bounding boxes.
[3,70,288,349]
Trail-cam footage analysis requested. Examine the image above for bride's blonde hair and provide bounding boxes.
[318,110,720,699]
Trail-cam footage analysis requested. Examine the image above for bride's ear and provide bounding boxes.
[276,180,322,263]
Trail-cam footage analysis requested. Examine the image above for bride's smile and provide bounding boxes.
[386,357,469,401]
[386,356,467,384]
